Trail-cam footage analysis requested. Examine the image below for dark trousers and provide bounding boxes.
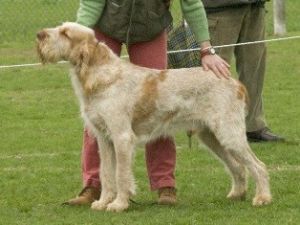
[207,4,267,131]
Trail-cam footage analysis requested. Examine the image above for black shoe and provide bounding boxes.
[246,127,285,142]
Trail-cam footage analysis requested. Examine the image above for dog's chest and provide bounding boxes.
[83,105,111,137]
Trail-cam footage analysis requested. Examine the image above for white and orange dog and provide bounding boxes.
[37,22,272,212]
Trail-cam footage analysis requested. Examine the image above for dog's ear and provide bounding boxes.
[79,41,91,64]
[72,40,110,74]
[76,40,93,80]
[95,42,110,65]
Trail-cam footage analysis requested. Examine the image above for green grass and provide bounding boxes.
[1,1,300,225]
[0,0,78,43]
[0,0,78,65]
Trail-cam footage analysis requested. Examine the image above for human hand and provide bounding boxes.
[201,53,231,79]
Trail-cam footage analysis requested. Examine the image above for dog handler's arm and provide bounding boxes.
[76,0,106,27]
[180,0,230,79]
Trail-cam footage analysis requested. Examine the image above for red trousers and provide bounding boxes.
[82,29,176,191]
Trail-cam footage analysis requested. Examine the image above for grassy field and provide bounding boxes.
[1,1,300,225]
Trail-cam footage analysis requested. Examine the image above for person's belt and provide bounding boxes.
[205,2,266,14]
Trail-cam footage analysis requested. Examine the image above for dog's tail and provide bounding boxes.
[236,80,250,115]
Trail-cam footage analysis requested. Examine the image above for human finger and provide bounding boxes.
[218,63,231,78]
[210,65,222,79]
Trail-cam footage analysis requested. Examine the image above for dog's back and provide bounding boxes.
[118,66,248,142]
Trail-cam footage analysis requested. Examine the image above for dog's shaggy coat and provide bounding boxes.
[37,22,272,212]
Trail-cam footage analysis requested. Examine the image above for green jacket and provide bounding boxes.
[97,0,173,44]
[77,0,210,44]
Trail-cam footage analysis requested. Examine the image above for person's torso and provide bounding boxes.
[97,0,172,44]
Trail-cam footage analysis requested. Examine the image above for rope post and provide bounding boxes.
[273,0,287,36]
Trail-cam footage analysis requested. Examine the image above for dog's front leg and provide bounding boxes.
[106,131,136,212]
[91,135,116,211]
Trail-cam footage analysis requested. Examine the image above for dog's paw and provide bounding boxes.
[227,190,247,201]
[91,200,108,211]
[252,194,272,206]
[106,200,129,213]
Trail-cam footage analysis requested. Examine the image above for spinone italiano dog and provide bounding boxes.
[37,22,272,212]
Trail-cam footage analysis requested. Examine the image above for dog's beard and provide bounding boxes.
[36,42,61,64]
[36,43,47,64]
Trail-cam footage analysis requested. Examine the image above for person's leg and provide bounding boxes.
[234,5,267,132]
[206,7,247,65]
[63,129,100,206]
[144,137,176,190]
[207,6,282,141]
[64,29,122,205]
[129,31,168,70]
[129,31,177,204]
[81,129,101,188]
[235,5,284,141]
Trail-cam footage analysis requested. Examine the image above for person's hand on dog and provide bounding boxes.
[199,41,231,79]
[201,54,231,79]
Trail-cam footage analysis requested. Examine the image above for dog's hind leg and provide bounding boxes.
[91,135,116,211]
[198,128,248,201]
[210,122,272,206]
[106,130,136,212]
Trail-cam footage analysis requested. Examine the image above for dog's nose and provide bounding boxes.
[37,31,47,40]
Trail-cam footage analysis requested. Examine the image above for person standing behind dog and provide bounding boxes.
[202,0,284,142]
[64,0,230,206]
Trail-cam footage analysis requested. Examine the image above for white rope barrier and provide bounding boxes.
[168,35,300,54]
[1,35,300,70]
[0,61,67,69]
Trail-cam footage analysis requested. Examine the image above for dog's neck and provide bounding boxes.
[70,42,121,96]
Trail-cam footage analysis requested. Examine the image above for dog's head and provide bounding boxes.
[36,22,99,65]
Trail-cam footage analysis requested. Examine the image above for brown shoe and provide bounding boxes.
[158,187,177,205]
[62,186,100,206]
